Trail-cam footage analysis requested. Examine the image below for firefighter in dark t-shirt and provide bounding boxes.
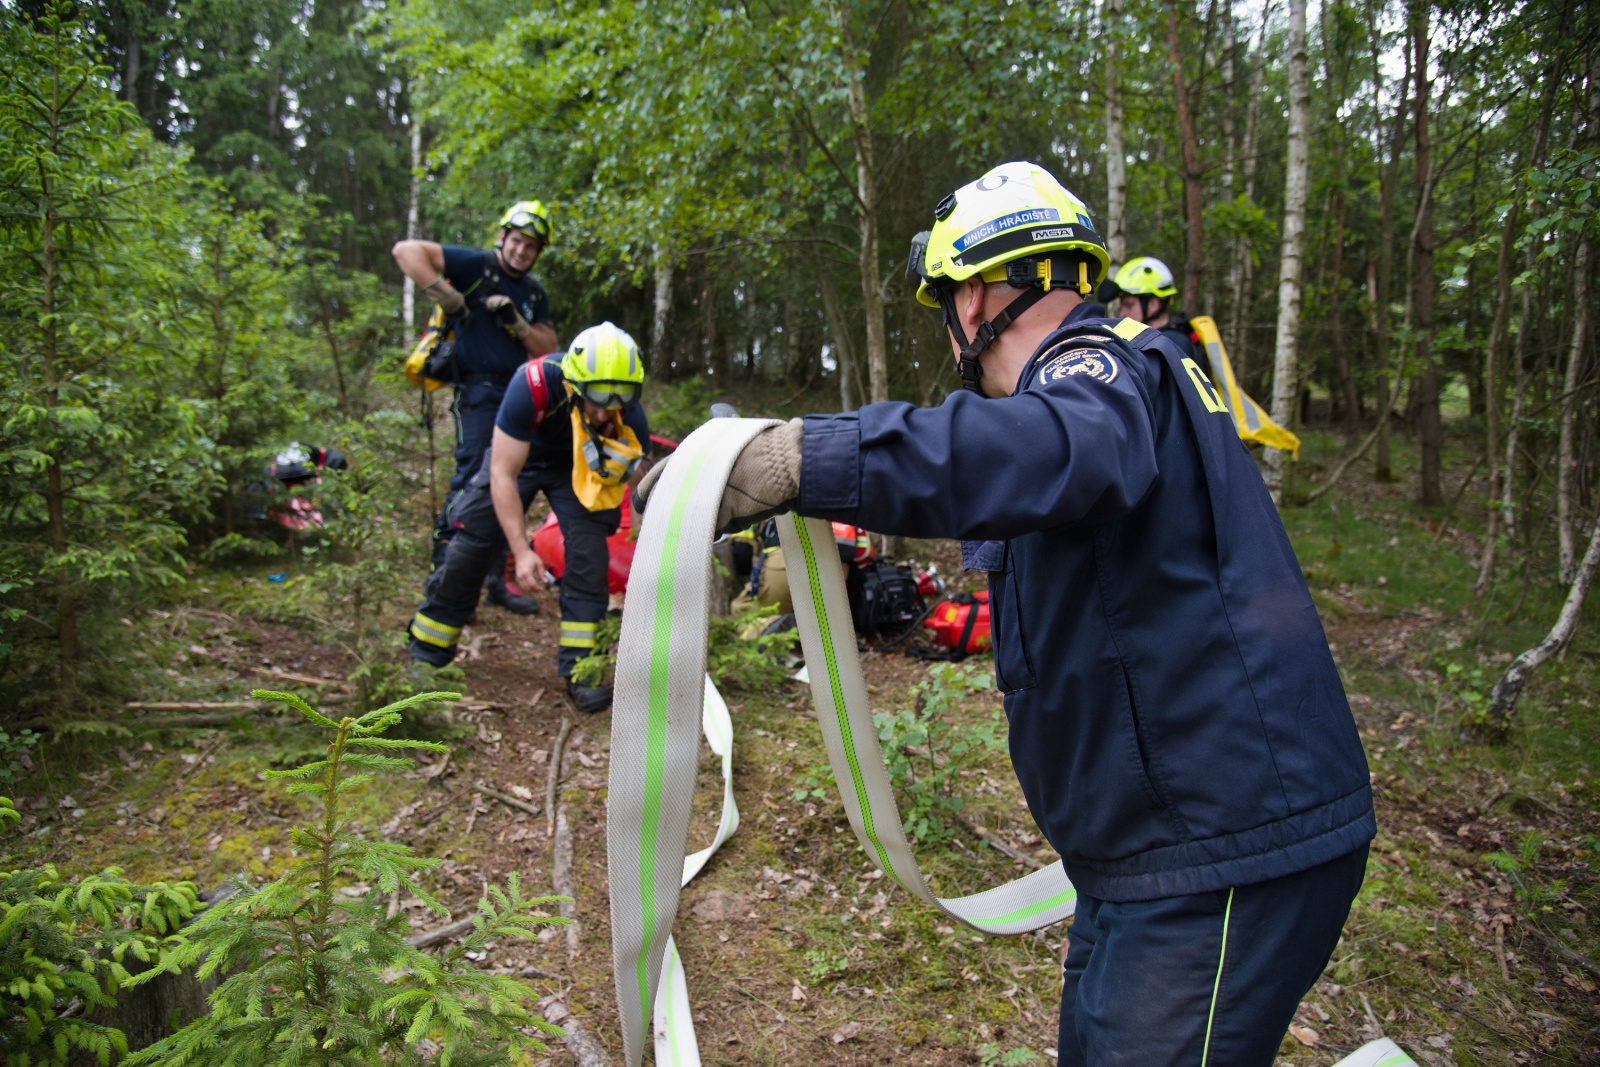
[392,201,558,614]
[408,322,651,713]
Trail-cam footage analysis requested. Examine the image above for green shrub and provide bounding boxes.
[126,689,566,1067]
[872,662,1004,845]
[0,795,200,1066]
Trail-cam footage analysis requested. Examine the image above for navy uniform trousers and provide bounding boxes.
[409,461,619,678]
[1058,845,1367,1067]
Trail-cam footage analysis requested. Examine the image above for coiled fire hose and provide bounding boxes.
[607,418,1078,1067]
[605,417,1417,1067]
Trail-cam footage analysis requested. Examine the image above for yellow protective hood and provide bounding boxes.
[570,403,644,511]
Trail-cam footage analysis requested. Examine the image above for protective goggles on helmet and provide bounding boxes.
[502,209,550,242]
[571,379,641,409]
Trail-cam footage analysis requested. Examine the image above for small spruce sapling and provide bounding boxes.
[126,689,566,1066]
[0,795,200,1067]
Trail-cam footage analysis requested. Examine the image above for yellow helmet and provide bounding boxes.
[909,161,1109,308]
[496,200,552,246]
[561,322,645,408]
[906,162,1109,393]
[1110,256,1178,299]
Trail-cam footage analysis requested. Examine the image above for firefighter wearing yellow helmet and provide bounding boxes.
[1102,255,1200,360]
[393,198,560,614]
[636,159,1372,1063]
[409,322,652,714]
[906,161,1111,393]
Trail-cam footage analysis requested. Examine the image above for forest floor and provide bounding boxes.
[4,433,1599,1067]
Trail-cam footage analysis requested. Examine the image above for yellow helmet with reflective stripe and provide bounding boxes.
[911,161,1109,308]
[496,199,552,246]
[561,322,645,408]
[1110,256,1178,299]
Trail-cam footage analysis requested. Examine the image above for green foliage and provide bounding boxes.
[125,689,565,1067]
[706,605,800,692]
[1486,830,1569,918]
[872,662,1002,846]
[0,730,39,790]
[0,2,214,691]
[978,1043,1042,1067]
[0,795,200,1067]
[570,614,622,688]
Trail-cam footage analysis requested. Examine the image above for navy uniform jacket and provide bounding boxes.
[797,301,1373,902]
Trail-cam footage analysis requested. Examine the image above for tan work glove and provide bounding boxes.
[634,418,803,535]
[422,277,467,320]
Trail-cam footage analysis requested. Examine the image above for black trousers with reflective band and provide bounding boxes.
[1059,845,1368,1067]
[409,464,619,677]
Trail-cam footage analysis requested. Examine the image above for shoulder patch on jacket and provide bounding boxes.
[1039,344,1120,386]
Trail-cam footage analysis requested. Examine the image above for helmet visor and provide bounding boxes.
[573,379,641,409]
[504,209,550,242]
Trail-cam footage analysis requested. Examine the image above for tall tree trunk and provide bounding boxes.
[1331,191,1359,446]
[1265,0,1310,501]
[1366,257,1395,479]
[1478,55,1562,592]
[1411,3,1443,505]
[123,30,140,105]
[1558,239,1591,583]
[1104,0,1128,267]
[820,277,857,412]
[1165,0,1206,307]
[652,244,673,372]
[1228,2,1272,373]
[1372,10,1410,483]
[834,1,888,405]
[403,115,420,332]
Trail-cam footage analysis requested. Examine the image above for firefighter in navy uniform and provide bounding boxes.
[1099,255,1200,361]
[409,323,651,714]
[637,162,1373,1066]
[392,201,559,614]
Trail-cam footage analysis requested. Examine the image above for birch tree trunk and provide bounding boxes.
[1558,238,1591,583]
[833,1,889,405]
[652,244,673,373]
[1165,0,1206,307]
[402,115,420,332]
[1104,0,1128,267]
[820,278,857,412]
[1265,0,1309,501]
[1475,512,1600,740]
[1228,2,1272,375]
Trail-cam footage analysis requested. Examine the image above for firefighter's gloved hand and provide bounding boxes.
[486,294,521,328]
[422,277,468,321]
[634,418,803,535]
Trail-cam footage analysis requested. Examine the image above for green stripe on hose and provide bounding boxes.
[967,886,1078,929]
[638,447,711,1017]
[792,518,898,882]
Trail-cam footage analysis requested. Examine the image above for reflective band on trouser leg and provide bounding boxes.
[409,612,461,649]
[559,620,598,648]
[608,418,1078,1067]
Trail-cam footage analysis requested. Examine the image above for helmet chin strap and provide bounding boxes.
[938,286,1049,395]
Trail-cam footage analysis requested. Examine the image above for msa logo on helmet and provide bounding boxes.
[1030,219,1093,241]
[1040,345,1119,386]
[954,208,1061,253]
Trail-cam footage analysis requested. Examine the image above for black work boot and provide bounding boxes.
[485,578,540,616]
[565,678,613,714]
